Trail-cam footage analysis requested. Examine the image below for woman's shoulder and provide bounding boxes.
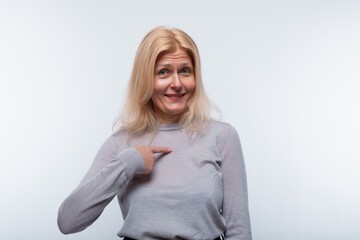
[206,120,242,151]
[202,120,239,141]
[100,128,128,150]
[111,127,128,138]
[207,119,238,134]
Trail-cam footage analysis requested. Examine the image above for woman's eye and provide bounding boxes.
[158,69,169,76]
[180,68,191,75]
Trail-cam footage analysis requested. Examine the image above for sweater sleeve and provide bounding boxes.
[57,135,145,234]
[219,124,252,240]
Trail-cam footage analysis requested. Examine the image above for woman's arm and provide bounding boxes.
[220,124,252,240]
[57,136,145,234]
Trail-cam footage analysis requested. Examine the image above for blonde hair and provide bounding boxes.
[114,26,216,135]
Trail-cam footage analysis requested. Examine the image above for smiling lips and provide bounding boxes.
[164,93,186,100]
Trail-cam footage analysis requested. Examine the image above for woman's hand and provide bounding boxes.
[135,146,172,174]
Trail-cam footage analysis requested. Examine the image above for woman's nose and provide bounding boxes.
[169,73,182,89]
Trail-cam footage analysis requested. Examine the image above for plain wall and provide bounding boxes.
[0,0,359,239]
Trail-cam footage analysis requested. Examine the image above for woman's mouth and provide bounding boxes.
[164,93,186,100]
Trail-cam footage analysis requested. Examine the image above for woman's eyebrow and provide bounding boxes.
[155,63,172,68]
[179,63,192,68]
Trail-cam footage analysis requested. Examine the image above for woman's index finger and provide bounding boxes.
[150,146,172,153]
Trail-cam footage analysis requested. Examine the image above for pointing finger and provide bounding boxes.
[150,146,172,154]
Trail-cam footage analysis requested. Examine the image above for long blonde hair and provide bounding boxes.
[114,26,216,135]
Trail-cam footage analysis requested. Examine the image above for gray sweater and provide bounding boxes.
[57,120,252,240]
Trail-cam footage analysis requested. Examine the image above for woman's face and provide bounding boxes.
[151,49,196,124]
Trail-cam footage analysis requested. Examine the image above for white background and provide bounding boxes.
[1,0,359,239]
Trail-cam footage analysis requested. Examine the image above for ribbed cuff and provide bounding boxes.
[115,148,145,180]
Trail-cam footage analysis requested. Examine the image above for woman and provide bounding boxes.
[57,26,252,240]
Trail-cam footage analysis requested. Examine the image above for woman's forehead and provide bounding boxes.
[156,49,192,65]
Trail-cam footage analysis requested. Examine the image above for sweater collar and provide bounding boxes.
[158,123,182,131]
